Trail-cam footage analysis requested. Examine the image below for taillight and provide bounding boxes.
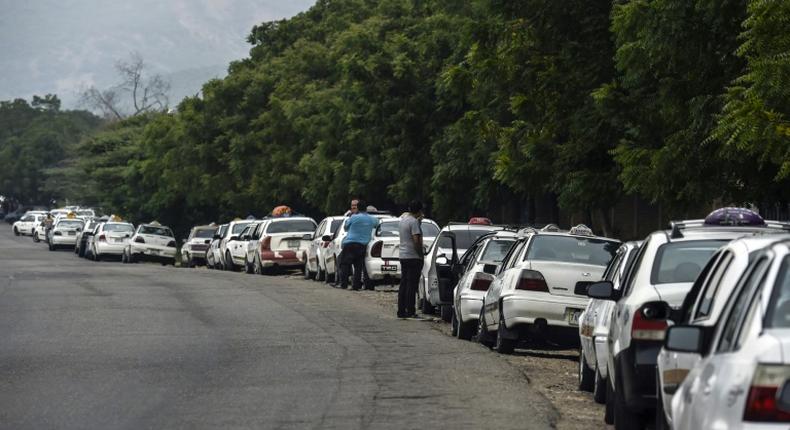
[167,240,176,247]
[53,231,63,236]
[260,236,271,252]
[470,274,492,291]
[134,236,144,243]
[631,305,669,341]
[98,234,106,241]
[371,241,383,258]
[515,270,549,292]
[744,364,790,422]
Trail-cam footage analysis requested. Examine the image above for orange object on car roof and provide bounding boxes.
[272,205,293,217]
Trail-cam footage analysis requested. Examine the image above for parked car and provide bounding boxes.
[578,241,641,404]
[224,221,262,271]
[478,225,620,354]
[324,212,394,284]
[587,208,787,430]
[668,235,790,430]
[247,216,317,274]
[4,207,30,224]
[219,219,256,271]
[451,230,518,340]
[48,216,85,250]
[88,221,134,261]
[181,224,217,267]
[420,221,504,320]
[12,212,45,236]
[206,223,228,269]
[304,216,345,281]
[122,222,177,265]
[364,218,440,287]
[74,219,102,258]
[653,234,787,429]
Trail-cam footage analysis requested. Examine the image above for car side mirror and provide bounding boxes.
[436,254,449,266]
[664,326,705,354]
[302,233,312,241]
[321,235,332,242]
[124,234,130,238]
[483,264,497,275]
[586,281,619,301]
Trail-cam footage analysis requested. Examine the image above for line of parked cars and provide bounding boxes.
[12,204,790,429]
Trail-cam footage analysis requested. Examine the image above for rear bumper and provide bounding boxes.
[614,342,662,412]
[96,242,126,255]
[365,257,401,280]
[51,235,78,246]
[130,243,176,259]
[260,250,305,268]
[501,293,588,329]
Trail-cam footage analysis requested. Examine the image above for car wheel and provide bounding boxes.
[456,314,475,341]
[225,251,235,271]
[451,310,459,337]
[579,348,595,392]
[33,233,40,243]
[655,372,669,430]
[476,309,495,348]
[78,245,85,258]
[440,304,453,323]
[614,370,645,430]
[605,378,615,425]
[593,365,607,404]
[245,255,254,274]
[254,255,263,275]
[316,265,326,282]
[13,227,19,236]
[495,313,515,354]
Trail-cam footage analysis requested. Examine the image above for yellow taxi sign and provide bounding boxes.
[110,214,123,222]
[149,220,161,226]
[66,212,77,219]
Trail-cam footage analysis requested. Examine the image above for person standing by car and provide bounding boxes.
[397,200,424,318]
[339,199,378,290]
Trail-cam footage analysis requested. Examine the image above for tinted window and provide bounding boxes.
[421,222,440,237]
[651,240,727,285]
[232,222,252,234]
[695,251,734,320]
[140,226,174,237]
[218,225,228,237]
[438,229,493,250]
[57,220,84,228]
[481,239,516,263]
[766,256,790,329]
[266,219,317,234]
[104,223,134,233]
[525,235,619,266]
[377,222,400,237]
[329,220,343,234]
[194,229,216,239]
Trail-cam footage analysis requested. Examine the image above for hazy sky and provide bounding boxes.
[0,0,315,107]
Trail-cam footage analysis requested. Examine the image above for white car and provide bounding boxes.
[224,221,262,272]
[587,208,786,429]
[123,222,177,265]
[478,225,620,354]
[668,235,790,430]
[246,217,317,274]
[304,216,345,281]
[48,217,85,250]
[324,213,393,284]
[420,222,503,320]
[74,219,102,257]
[219,219,256,270]
[364,218,440,287]
[654,234,785,428]
[89,221,135,261]
[451,230,518,340]
[12,213,45,236]
[578,241,641,403]
[181,225,218,268]
[206,223,228,269]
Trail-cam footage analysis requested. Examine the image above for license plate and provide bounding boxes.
[68,231,76,236]
[565,308,583,326]
[287,240,300,249]
[114,238,124,243]
[381,265,397,272]
[148,249,160,255]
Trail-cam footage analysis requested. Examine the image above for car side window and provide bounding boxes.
[717,256,770,353]
[621,239,650,297]
[603,251,625,282]
[465,244,483,272]
[694,251,734,321]
[500,239,527,273]
[316,220,326,239]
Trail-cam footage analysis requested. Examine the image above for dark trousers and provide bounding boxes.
[398,258,423,317]
[340,243,366,290]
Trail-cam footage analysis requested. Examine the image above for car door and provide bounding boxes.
[309,219,326,270]
[678,255,771,429]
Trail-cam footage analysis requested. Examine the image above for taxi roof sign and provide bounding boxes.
[541,224,561,232]
[66,212,77,219]
[704,207,765,226]
[569,224,594,236]
[149,220,161,226]
[468,217,492,225]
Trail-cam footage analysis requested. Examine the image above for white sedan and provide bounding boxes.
[364,218,440,287]
[123,223,176,265]
[305,216,345,281]
[48,218,85,250]
[669,235,790,430]
[12,213,45,236]
[89,221,135,261]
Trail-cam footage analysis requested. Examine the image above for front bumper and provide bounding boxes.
[501,292,588,329]
[130,243,176,259]
[51,234,78,246]
[365,257,401,280]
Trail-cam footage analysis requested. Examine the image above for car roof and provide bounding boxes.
[443,224,501,232]
[531,230,620,242]
[266,216,315,222]
[659,226,786,242]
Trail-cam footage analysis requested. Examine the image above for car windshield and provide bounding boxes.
[21,215,34,222]
[651,240,727,284]
[76,210,93,216]
[767,256,790,328]
[56,220,83,229]
[104,223,134,233]
[232,222,252,234]
[140,225,174,237]
[437,229,493,250]
[267,219,316,234]
[194,229,216,239]
[526,235,619,266]
[481,239,516,262]
[330,219,343,234]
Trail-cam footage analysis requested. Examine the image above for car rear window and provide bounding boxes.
[266,219,316,234]
[232,222,252,234]
[57,220,84,229]
[194,229,216,239]
[218,225,228,237]
[377,222,400,237]
[104,223,134,233]
[421,222,440,237]
[651,240,727,284]
[481,239,516,262]
[141,226,174,237]
[526,235,619,266]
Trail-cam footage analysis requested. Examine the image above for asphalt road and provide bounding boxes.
[0,229,557,430]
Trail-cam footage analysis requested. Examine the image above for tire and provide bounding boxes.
[78,244,86,258]
[655,373,669,430]
[495,313,516,354]
[316,265,326,282]
[13,227,19,236]
[303,263,314,280]
[579,348,595,392]
[33,233,40,243]
[440,304,453,323]
[476,309,495,348]
[605,378,615,425]
[614,371,645,430]
[593,366,607,404]
[225,251,235,272]
[245,255,254,274]
[451,310,459,337]
[456,312,475,341]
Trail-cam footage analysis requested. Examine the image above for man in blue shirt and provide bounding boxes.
[340,199,379,290]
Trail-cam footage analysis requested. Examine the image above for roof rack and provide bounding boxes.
[670,219,790,239]
[669,220,705,238]
[764,221,790,232]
